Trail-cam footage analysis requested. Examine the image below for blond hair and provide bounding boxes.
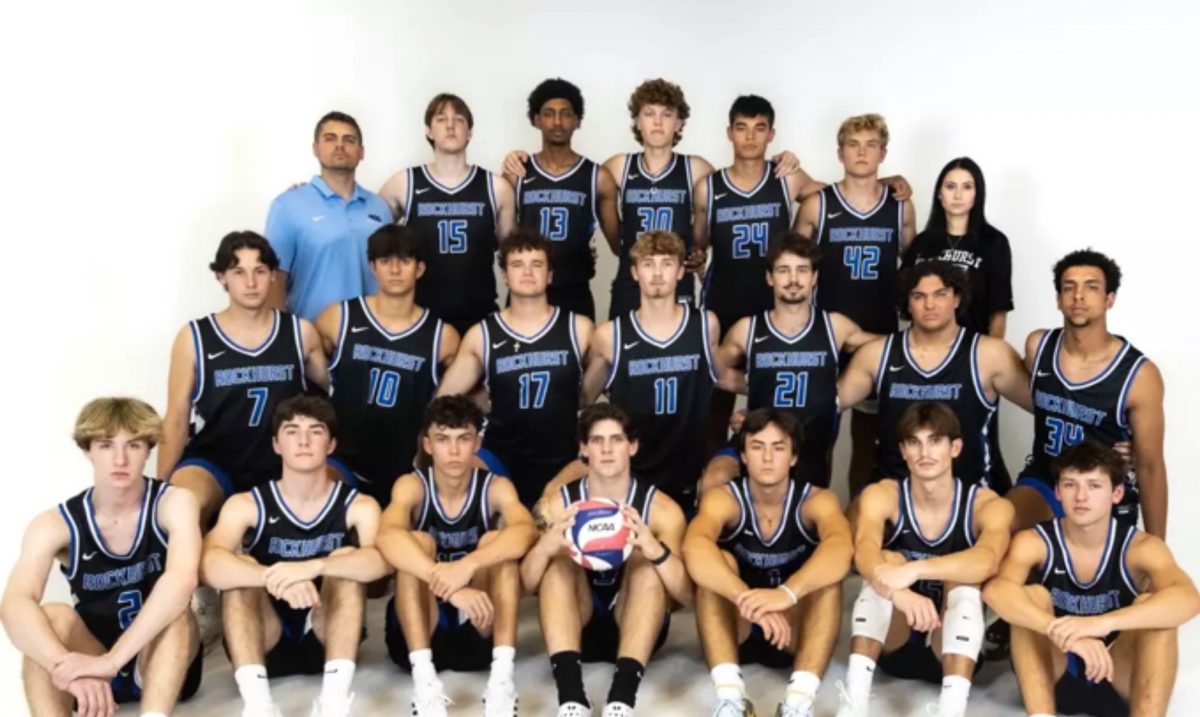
[73,397,163,450]
[630,230,686,263]
[837,113,889,149]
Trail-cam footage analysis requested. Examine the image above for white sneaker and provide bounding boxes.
[712,697,756,716]
[310,693,354,717]
[482,678,518,716]
[557,702,591,717]
[242,704,283,717]
[601,703,633,717]
[411,677,452,717]
[833,681,866,717]
[774,701,813,717]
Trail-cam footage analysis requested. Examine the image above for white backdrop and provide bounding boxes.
[1,1,1198,714]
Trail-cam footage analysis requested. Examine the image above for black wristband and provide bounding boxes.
[649,542,672,566]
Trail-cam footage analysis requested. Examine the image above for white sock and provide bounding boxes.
[490,645,516,685]
[710,662,745,701]
[1029,713,1056,717]
[320,658,356,705]
[785,670,821,707]
[140,712,168,717]
[409,648,437,683]
[234,664,273,707]
[938,675,972,717]
[845,653,876,707]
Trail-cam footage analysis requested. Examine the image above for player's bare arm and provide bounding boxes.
[431,477,535,598]
[791,193,821,240]
[200,493,267,590]
[690,173,711,252]
[786,488,854,597]
[581,320,615,405]
[899,196,917,251]
[980,335,1033,412]
[596,165,621,255]
[638,492,693,606]
[436,323,487,396]
[682,486,747,601]
[519,496,576,593]
[1079,533,1200,633]
[837,336,886,411]
[542,460,589,498]
[158,324,197,479]
[491,173,517,239]
[313,301,344,356]
[377,169,410,221]
[437,323,462,373]
[698,453,741,494]
[829,312,879,354]
[376,473,437,579]
[1127,361,1167,538]
[263,493,389,596]
[0,510,77,670]
[708,311,745,394]
[851,481,902,595]
[716,316,751,375]
[298,318,330,391]
[982,529,1056,633]
[501,149,530,184]
[784,166,825,201]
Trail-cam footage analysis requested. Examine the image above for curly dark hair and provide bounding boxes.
[527,78,584,122]
[627,78,690,146]
[897,260,970,320]
[1053,249,1122,294]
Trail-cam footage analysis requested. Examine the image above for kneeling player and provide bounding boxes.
[201,396,387,717]
[684,408,852,717]
[521,403,692,717]
[1,398,202,717]
[377,396,537,717]
[984,441,1200,717]
[841,402,1013,717]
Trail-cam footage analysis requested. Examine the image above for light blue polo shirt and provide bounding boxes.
[264,176,392,321]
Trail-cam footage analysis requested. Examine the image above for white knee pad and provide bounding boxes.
[941,586,985,660]
[851,582,893,643]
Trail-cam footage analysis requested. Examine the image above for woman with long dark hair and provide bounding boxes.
[903,157,1013,337]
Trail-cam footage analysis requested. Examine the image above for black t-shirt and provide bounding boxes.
[903,227,1013,335]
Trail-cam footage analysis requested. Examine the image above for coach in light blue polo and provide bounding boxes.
[265,110,391,321]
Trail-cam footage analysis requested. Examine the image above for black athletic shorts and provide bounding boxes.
[1054,654,1129,717]
[580,583,671,663]
[385,596,494,672]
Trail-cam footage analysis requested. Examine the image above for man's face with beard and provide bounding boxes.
[768,252,816,305]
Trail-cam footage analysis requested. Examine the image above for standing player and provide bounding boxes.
[838,262,1032,493]
[437,229,592,507]
[1009,249,1166,537]
[202,396,387,717]
[503,77,620,320]
[840,402,1013,717]
[578,231,741,508]
[2,398,202,717]
[265,111,391,321]
[377,396,536,717]
[684,409,853,717]
[985,441,1199,717]
[377,93,517,335]
[794,113,917,495]
[521,403,692,717]
[706,233,877,490]
[159,231,329,524]
[315,224,459,507]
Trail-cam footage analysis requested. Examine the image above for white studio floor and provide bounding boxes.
[149,577,1029,717]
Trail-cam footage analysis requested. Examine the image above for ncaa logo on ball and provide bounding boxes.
[566,498,632,571]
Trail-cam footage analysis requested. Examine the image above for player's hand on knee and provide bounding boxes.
[1047,615,1112,653]
[281,580,322,610]
[429,558,478,600]
[893,590,940,633]
[503,151,529,178]
[755,612,792,651]
[1069,637,1114,684]
[51,652,118,690]
[449,587,494,632]
[871,561,920,595]
[68,677,116,717]
[263,559,323,597]
[736,588,793,623]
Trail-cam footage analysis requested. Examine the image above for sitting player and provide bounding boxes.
[984,441,1200,717]
[201,395,387,717]
[376,396,537,717]
[841,402,1014,717]
[684,408,852,717]
[1,397,202,717]
[521,403,692,717]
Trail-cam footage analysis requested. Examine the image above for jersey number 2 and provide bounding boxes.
[117,589,143,630]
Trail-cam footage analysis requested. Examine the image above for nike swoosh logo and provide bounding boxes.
[627,173,641,181]
[492,340,508,350]
[268,516,281,524]
[714,193,728,201]
[350,326,370,333]
[888,365,905,372]
[82,552,97,561]
[1053,569,1066,575]
[1037,371,1052,377]
[414,188,430,194]
[827,212,843,219]
[623,342,640,350]
[207,351,226,360]
[753,335,769,344]
[312,215,325,222]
